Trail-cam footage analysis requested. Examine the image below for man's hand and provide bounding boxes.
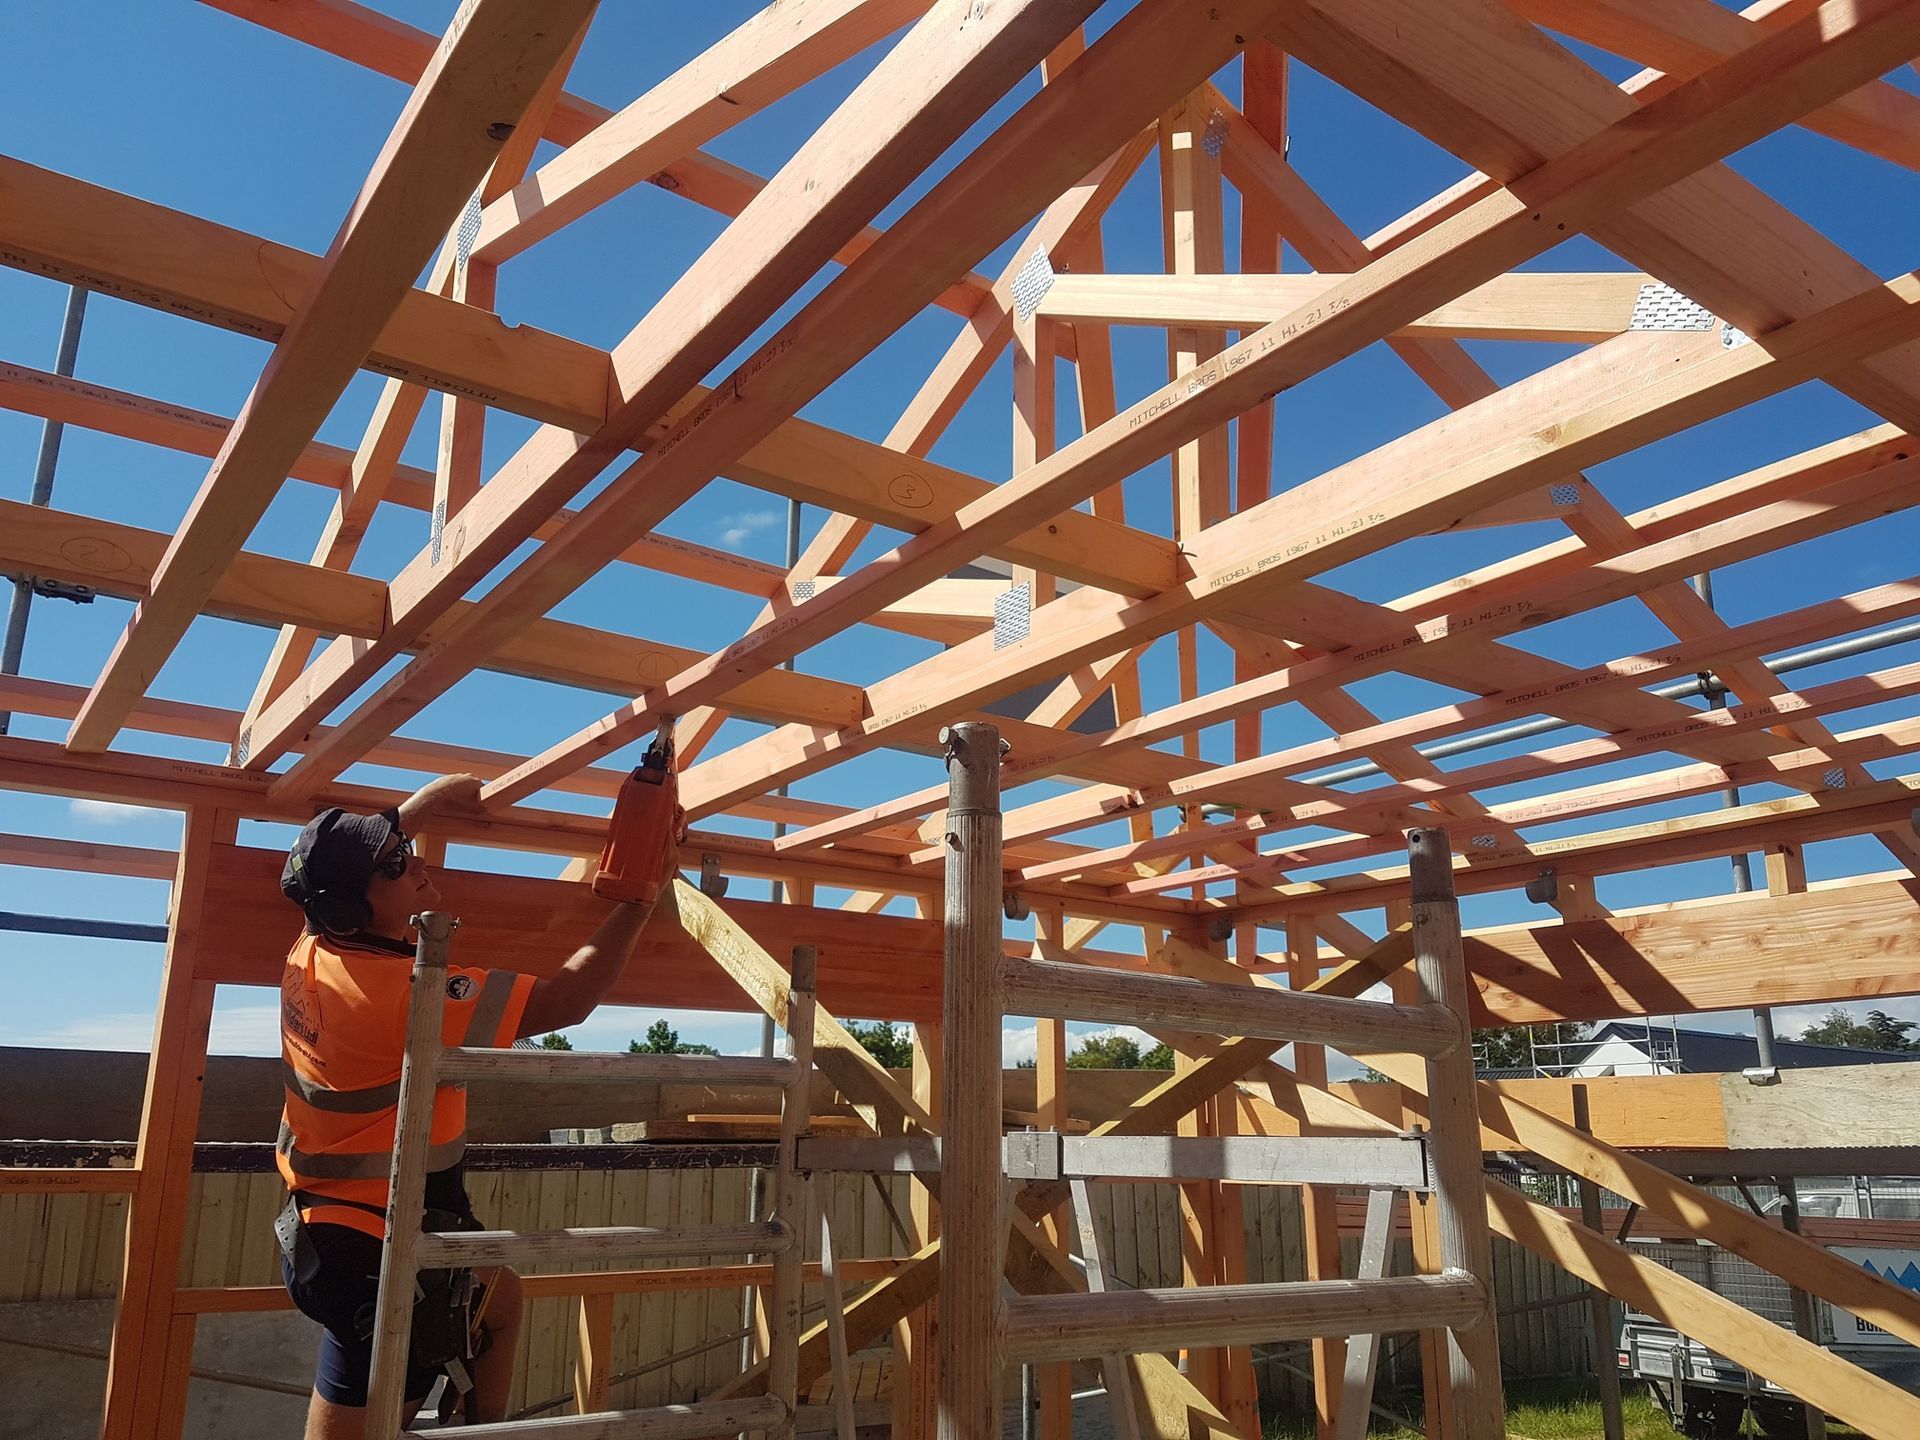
[659,830,684,894]
[398,772,487,831]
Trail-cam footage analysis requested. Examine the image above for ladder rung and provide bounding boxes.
[441,1394,787,1438]
[415,1219,793,1271]
[1001,1273,1488,1363]
[800,1133,1431,1189]
[1040,1133,1430,1188]
[438,1049,800,1087]
[1000,953,1460,1057]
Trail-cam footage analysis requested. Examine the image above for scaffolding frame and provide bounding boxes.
[3,3,1920,1437]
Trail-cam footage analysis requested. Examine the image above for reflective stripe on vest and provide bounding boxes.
[277,1120,466,1181]
[468,969,517,1047]
[279,1059,403,1115]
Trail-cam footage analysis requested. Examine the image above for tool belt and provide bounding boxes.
[276,1191,490,1382]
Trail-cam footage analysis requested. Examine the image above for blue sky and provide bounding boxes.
[2,3,1919,1066]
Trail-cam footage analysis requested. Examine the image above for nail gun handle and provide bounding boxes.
[592,754,683,905]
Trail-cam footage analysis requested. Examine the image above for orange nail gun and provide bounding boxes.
[592,719,684,905]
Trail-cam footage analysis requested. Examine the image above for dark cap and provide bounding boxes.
[281,806,401,922]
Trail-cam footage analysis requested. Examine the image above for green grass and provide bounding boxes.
[1258,1377,1866,1440]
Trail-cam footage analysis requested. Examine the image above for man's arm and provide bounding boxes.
[398,772,485,833]
[516,900,653,1037]
[517,838,683,1037]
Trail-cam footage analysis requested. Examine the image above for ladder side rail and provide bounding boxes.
[366,910,459,1436]
[1333,1188,1401,1440]
[768,943,820,1436]
[938,722,1006,1440]
[1068,1175,1141,1440]
[1408,827,1507,1440]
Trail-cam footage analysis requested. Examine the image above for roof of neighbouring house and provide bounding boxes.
[1575,1022,1916,1073]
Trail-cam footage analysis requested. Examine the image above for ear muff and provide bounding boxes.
[305,888,374,937]
[283,850,373,936]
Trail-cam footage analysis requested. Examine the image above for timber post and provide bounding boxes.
[1572,1083,1627,1440]
[937,721,1006,1440]
[1407,828,1506,1439]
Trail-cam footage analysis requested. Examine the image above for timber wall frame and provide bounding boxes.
[6,1,1920,1437]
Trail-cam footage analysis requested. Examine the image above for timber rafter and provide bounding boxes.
[7,4,1920,1436]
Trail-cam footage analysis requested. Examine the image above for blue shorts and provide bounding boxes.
[281,1222,440,1407]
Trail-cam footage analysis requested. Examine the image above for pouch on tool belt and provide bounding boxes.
[400,1208,488,1372]
[275,1194,487,1371]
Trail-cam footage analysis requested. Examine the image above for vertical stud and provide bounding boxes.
[938,723,1005,1440]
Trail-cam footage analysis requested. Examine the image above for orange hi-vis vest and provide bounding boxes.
[278,929,534,1238]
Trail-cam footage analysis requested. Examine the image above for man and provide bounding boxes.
[276,772,669,1437]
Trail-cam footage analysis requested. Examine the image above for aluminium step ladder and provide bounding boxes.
[929,722,1509,1440]
[363,913,819,1439]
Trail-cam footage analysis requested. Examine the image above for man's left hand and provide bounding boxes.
[399,773,487,830]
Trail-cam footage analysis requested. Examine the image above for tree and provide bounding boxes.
[847,1020,915,1070]
[1014,1033,1172,1070]
[627,1019,719,1056]
[537,1032,573,1050]
[1797,1007,1920,1052]
[1472,1022,1593,1072]
[1056,1032,1179,1069]
[1067,1033,1142,1069]
[1867,1010,1920,1051]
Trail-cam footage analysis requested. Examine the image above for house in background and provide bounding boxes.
[1565,1020,1915,1078]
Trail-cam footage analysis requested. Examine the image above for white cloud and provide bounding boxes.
[209,1004,283,1055]
[1,1011,163,1052]
[2,1003,283,1056]
[1083,1024,1158,1052]
[532,1006,765,1055]
[715,510,779,550]
[1001,1022,1159,1067]
[1002,1025,1036,1068]
[1775,994,1920,1039]
[1326,1052,1373,1082]
[69,798,148,826]
[3,997,777,1061]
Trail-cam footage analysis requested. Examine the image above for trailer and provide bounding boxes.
[1620,1235,1920,1437]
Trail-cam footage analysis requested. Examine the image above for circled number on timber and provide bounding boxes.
[888,474,933,510]
[635,651,673,681]
[60,536,132,574]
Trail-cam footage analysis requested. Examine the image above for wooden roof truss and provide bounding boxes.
[8,5,1920,1438]
[6,0,1920,938]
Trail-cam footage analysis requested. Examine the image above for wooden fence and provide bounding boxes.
[0,1163,1594,1419]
